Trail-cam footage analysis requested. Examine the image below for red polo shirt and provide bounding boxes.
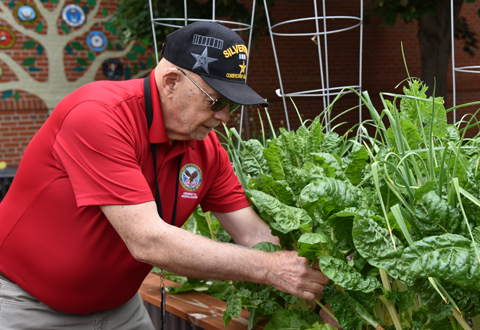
[0,72,249,314]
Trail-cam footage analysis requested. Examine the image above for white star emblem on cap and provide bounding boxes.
[191,47,217,74]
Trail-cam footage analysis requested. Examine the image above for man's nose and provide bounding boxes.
[212,106,231,124]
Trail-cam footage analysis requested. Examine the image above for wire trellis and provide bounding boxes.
[263,0,364,131]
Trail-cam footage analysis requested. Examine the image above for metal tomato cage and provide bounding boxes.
[148,0,258,141]
[263,0,364,131]
[450,0,480,123]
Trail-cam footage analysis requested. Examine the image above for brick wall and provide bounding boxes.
[1,0,480,166]
[0,0,155,167]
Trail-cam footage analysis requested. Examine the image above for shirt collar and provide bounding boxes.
[147,71,197,150]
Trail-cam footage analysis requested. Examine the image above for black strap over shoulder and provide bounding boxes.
[144,75,163,219]
[143,74,182,226]
[144,74,154,130]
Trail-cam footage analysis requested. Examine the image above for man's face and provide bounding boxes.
[165,71,232,141]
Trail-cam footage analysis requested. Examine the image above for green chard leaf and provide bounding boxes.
[249,174,295,206]
[306,322,336,330]
[402,233,480,290]
[252,241,282,252]
[304,117,324,163]
[318,255,382,292]
[291,162,326,191]
[321,131,342,155]
[312,153,345,179]
[298,177,359,218]
[386,119,421,151]
[224,287,279,328]
[414,191,467,237]
[343,144,369,185]
[263,308,322,330]
[297,232,341,262]
[240,139,270,177]
[431,280,480,317]
[322,286,379,330]
[395,286,416,315]
[411,308,452,330]
[462,166,480,227]
[276,128,301,168]
[327,208,356,250]
[167,278,211,294]
[263,144,288,181]
[352,213,413,284]
[294,125,311,166]
[442,124,460,143]
[205,281,236,301]
[249,190,312,234]
[223,294,243,328]
[414,180,436,200]
[399,80,447,138]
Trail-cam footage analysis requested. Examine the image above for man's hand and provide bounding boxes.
[266,251,330,301]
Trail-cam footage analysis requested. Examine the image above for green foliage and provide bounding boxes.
[22,40,36,49]
[182,207,233,243]
[35,21,43,33]
[318,255,382,292]
[1,90,12,99]
[368,0,478,56]
[75,58,88,66]
[22,57,36,66]
[403,234,480,289]
[110,0,277,47]
[61,23,69,35]
[368,0,436,26]
[263,309,322,330]
[164,75,480,330]
[126,52,137,60]
[71,42,85,51]
[87,51,95,61]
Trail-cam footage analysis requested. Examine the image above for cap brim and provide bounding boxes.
[201,75,269,108]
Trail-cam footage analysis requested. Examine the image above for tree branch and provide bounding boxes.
[32,0,48,16]
[0,53,36,86]
[76,40,135,85]
[0,0,9,14]
[89,0,103,19]
[53,0,66,17]
[132,68,153,80]
[51,0,68,18]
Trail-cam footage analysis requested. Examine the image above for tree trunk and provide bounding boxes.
[417,0,463,99]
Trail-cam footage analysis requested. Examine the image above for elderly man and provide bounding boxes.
[0,22,331,329]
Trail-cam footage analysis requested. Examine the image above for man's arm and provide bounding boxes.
[100,202,328,301]
[212,206,279,248]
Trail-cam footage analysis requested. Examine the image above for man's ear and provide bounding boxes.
[161,68,180,99]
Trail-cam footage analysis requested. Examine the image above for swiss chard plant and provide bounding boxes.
[163,74,480,330]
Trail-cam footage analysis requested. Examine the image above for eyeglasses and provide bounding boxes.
[177,68,241,113]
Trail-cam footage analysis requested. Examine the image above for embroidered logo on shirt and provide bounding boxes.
[180,163,202,192]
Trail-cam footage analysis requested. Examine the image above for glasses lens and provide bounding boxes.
[211,99,230,112]
[229,103,241,113]
[211,99,241,113]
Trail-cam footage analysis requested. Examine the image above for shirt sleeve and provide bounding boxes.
[52,101,154,207]
[199,137,250,213]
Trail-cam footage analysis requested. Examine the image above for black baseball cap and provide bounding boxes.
[161,21,269,107]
